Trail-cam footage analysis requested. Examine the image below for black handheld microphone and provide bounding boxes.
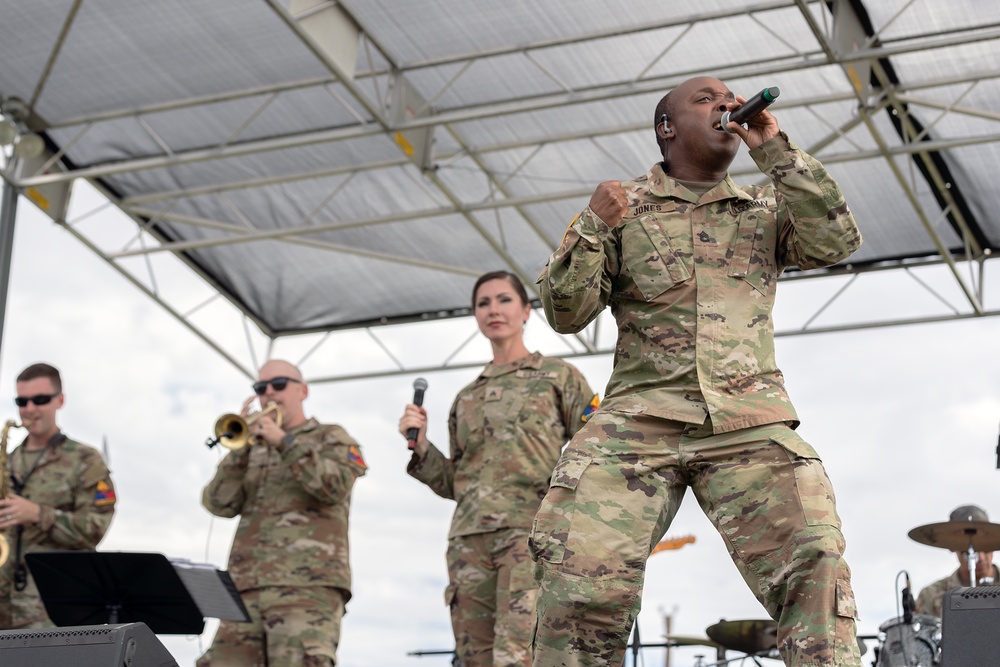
[722,86,780,133]
[406,377,428,449]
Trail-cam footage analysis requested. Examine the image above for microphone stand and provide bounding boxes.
[630,621,641,666]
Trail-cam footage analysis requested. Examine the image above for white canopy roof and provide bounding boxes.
[2,0,999,377]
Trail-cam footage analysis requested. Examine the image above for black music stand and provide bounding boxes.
[25,551,249,634]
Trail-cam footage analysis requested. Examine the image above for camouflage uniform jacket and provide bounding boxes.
[539,132,861,434]
[916,564,1000,617]
[1,435,116,627]
[202,418,366,598]
[408,352,598,539]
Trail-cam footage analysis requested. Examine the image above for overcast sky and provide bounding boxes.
[2,181,998,667]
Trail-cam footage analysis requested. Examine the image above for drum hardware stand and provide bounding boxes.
[962,529,979,586]
[694,652,770,667]
[629,619,641,666]
[406,648,460,667]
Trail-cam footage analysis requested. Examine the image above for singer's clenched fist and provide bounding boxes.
[588,180,629,228]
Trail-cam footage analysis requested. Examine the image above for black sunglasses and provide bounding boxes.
[252,377,301,395]
[14,393,60,407]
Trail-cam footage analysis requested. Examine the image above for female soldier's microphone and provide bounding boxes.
[722,86,780,133]
[407,377,429,449]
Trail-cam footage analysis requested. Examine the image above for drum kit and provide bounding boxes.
[658,517,1000,667]
[867,515,1000,667]
[665,618,855,666]
[663,620,776,666]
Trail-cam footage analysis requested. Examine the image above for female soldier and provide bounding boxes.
[398,270,599,667]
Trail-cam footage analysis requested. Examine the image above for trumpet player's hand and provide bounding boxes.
[239,395,258,418]
[0,495,41,528]
[253,413,286,448]
[398,404,429,456]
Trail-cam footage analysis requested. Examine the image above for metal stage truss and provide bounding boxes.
[1,0,999,381]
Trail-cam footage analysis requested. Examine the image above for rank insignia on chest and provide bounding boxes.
[94,480,116,506]
[485,387,503,401]
[348,444,367,469]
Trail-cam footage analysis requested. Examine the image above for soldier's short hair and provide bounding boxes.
[16,362,62,393]
[472,271,530,308]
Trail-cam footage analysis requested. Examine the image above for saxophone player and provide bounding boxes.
[0,362,117,629]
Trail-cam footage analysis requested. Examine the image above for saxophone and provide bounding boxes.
[0,419,21,566]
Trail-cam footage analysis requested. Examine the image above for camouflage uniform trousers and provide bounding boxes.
[528,412,862,667]
[196,585,345,667]
[447,527,538,667]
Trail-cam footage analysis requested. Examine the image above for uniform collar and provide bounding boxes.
[16,431,67,459]
[481,351,543,378]
[287,416,319,435]
[646,162,756,205]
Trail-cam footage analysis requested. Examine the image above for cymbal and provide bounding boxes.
[665,635,722,649]
[908,520,1000,552]
[706,619,777,654]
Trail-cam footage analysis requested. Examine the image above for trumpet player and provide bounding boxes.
[0,362,116,629]
[198,359,368,667]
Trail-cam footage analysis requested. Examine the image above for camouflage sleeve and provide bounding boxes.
[914,585,935,615]
[201,448,250,518]
[406,442,456,500]
[407,399,459,499]
[749,132,862,271]
[282,426,367,505]
[558,363,599,439]
[537,207,620,333]
[36,447,115,550]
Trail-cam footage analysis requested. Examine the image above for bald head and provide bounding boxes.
[256,359,308,428]
[258,359,303,383]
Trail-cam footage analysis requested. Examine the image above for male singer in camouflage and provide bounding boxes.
[530,76,864,667]
[199,359,367,667]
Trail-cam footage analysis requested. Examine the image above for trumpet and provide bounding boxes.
[206,403,282,450]
[1,419,24,566]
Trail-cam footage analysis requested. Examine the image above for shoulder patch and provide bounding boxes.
[348,444,367,470]
[94,480,116,506]
[561,214,580,244]
[581,394,600,422]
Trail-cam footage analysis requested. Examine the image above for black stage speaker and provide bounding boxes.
[0,622,178,667]
[941,586,1000,667]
